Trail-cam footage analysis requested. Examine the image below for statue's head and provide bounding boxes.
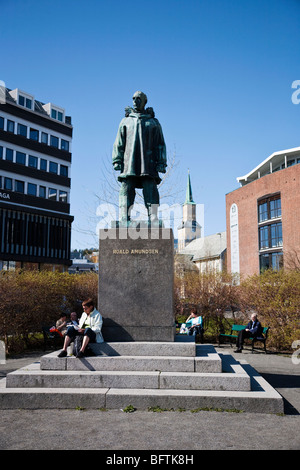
[132,91,147,112]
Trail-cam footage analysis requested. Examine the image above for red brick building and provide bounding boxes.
[226,146,300,278]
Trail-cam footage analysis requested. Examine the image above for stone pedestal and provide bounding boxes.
[98,227,175,341]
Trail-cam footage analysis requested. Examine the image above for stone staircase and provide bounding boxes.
[0,339,284,413]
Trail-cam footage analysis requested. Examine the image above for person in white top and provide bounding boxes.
[58,299,104,358]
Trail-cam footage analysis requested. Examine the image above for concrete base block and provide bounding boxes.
[41,344,221,373]
[0,344,285,413]
[7,368,160,390]
[65,356,196,372]
[105,387,284,414]
[160,371,250,391]
[41,353,67,371]
[0,384,107,410]
[89,341,196,357]
[98,228,175,342]
[195,344,222,373]
[6,363,249,391]
[101,326,176,342]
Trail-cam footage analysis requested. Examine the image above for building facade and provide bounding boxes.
[180,231,227,273]
[0,86,73,270]
[177,171,201,252]
[176,170,226,273]
[226,146,300,278]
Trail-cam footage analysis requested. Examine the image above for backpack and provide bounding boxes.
[73,335,84,356]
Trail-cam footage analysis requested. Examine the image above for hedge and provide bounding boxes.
[1,268,300,353]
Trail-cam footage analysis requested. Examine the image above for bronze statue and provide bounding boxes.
[112,91,167,225]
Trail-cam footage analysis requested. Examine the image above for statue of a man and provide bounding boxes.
[112,91,167,224]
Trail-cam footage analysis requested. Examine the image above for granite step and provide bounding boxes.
[40,355,222,373]
[41,354,220,373]
[0,369,284,414]
[0,345,285,413]
[89,340,196,357]
[6,362,250,391]
[40,344,222,373]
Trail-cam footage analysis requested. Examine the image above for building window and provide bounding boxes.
[4,177,12,190]
[18,95,32,109]
[259,223,282,249]
[41,132,48,144]
[258,195,281,222]
[16,151,26,165]
[60,165,68,177]
[6,148,13,161]
[258,194,283,272]
[39,186,46,198]
[270,198,281,219]
[26,98,32,109]
[50,135,59,148]
[18,95,25,106]
[28,155,38,168]
[48,188,57,201]
[51,109,63,121]
[15,180,25,193]
[260,252,283,272]
[0,146,3,159]
[259,226,269,249]
[270,223,282,248]
[7,120,15,133]
[59,191,68,203]
[49,161,58,174]
[259,201,268,222]
[17,123,27,137]
[40,159,47,171]
[0,116,4,129]
[30,128,39,141]
[28,183,37,196]
[61,139,69,151]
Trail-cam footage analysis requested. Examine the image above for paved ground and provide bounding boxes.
[0,345,299,451]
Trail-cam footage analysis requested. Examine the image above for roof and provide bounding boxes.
[0,86,72,125]
[237,146,300,186]
[174,253,198,272]
[184,170,195,204]
[180,231,226,261]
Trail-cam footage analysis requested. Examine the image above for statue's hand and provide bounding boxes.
[113,163,122,171]
[156,164,166,173]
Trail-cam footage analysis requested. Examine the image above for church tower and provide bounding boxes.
[177,170,201,252]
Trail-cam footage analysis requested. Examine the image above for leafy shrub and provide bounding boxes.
[238,269,300,351]
[174,271,239,339]
[0,271,98,352]
[175,269,300,351]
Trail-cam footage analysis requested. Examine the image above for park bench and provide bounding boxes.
[176,316,204,343]
[218,324,270,353]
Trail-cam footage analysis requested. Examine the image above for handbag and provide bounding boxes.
[49,327,63,338]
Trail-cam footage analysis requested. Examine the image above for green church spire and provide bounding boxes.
[185,169,195,204]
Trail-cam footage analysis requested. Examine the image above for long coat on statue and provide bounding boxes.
[112,109,167,188]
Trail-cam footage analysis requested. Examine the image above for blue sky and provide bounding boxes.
[1,0,300,249]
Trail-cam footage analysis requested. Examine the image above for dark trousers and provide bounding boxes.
[66,326,96,343]
[188,325,204,336]
[236,329,251,349]
[119,177,159,221]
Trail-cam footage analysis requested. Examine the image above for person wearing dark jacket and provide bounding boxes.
[234,314,263,353]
